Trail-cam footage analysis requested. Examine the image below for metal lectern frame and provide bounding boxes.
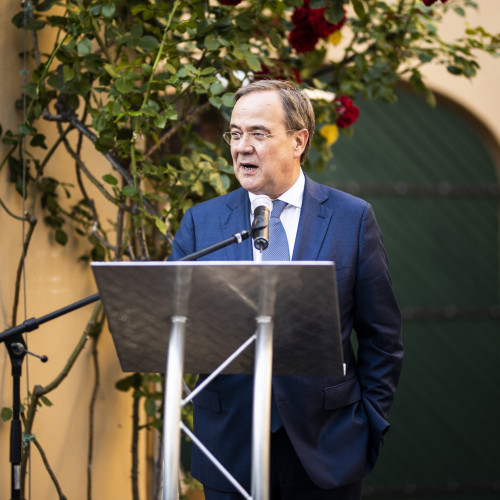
[91,261,344,500]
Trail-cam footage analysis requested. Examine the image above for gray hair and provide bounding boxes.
[234,80,315,164]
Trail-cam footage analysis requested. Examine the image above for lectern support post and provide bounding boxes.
[162,315,188,500]
[251,315,273,500]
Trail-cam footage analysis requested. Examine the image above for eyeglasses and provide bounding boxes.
[222,130,296,146]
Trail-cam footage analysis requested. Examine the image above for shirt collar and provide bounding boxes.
[248,169,305,209]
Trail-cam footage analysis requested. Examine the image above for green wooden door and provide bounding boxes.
[309,87,500,499]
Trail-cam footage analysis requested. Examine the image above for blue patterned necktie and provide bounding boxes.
[261,199,288,432]
[262,199,290,262]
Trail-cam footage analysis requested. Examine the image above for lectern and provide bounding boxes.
[92,261,343,500]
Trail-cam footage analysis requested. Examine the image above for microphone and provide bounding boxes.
[250,195,273,252]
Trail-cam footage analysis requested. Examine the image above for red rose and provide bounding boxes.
[335,96,360,128]
[290,0,346,53]
[308,6,346,38]
[218,0,242,5]
[289,24,319,53]
[292,6,309,25]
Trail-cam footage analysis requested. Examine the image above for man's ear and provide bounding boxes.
[293,129,309,159]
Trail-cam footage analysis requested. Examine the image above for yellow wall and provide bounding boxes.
[421,0,499,149]
[0,1,498,499]
[0,1,147,498]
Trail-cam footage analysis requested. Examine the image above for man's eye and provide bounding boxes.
[252,132,267,141]
[231,132,242,140]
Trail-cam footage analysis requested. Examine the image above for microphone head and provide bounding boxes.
[250,194,272,251]
[251,194,273,213]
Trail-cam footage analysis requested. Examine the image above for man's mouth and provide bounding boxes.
[241,163,258,171]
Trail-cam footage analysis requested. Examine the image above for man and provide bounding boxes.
[170,80,403,499]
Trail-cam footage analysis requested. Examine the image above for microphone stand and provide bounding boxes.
[1,293,100,500]
[178,229,251,261]
[1,228,255,499]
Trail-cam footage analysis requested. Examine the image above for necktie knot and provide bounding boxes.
[271,199,288,218]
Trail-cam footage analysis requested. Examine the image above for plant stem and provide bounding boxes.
[132,394,140,500]
[31,436,67,499]
[21,303,104,492]
[87,328,101,500]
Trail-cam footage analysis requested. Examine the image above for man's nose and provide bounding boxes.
[233,134,254,152]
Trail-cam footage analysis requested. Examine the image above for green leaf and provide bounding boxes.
[209,172,230,194]
[324,0,345,24]
[1,407,12,422]
[115,77,134,94]
[154,114,168,128]
[163,62,177,74]
[104,64,120,78]
[30,134,47,149]
[122,185,139,197]
[446,65,462,75]
[165,107,178,120]
[180,156,194,171]
[18,124,34,135]
[40,396,53,407]
[418,52,434,63]
[210,81,224,96]
[55,229,68,246]
[88,4,102,15]
[204,35,219,51]
[155,217,167,235]
[246,54,261,72]
[77,38,93,56]
[102,174,118,186]
[221,92,235,107]
[209,96,222,108]
[141,63,153,76]
[102,3,116,19]
[139,35,159,52]
[143,99,160,116]
[145,398,156,417]
[23,82,38,98]
[234,15,252,31]
[62,65,74,82]
[47,74,63,90]
[351,0,366,19]
[115,373,142,392]
[201,67,216,76]
[269,28,282,49]
[35,0,56,12]
[95,135,115,152]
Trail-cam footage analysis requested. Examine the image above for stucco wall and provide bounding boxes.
[0,1,147,499]
[421,0,500,151]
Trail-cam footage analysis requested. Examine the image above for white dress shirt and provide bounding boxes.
[248,170,305,260]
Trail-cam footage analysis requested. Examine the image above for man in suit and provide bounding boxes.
[170,80,403,499]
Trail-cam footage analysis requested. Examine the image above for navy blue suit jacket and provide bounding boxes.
[170,175,403,491]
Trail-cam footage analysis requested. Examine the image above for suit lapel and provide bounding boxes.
[220,188,253,261]
[292,176,334,261]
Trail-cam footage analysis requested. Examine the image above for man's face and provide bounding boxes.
[229,90,305,199]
